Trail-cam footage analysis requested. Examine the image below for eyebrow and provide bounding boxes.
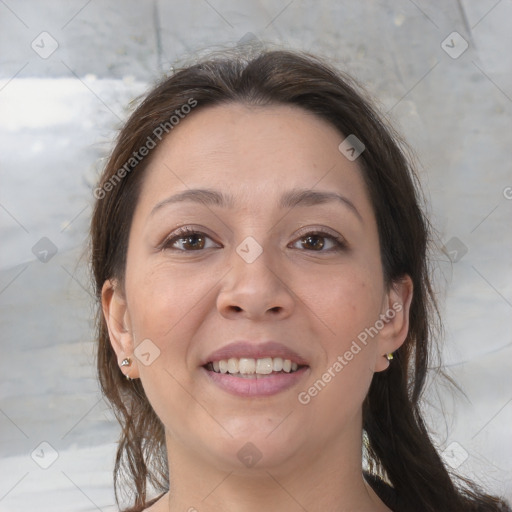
[150,188,233,215]
[150,187,362,221]
[279,189,362,221]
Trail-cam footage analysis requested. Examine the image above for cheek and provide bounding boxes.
[124,262,214,425]
[297,274,380,429]
[125,260,214,342]
[295,266,383,404]
[298,266,383,346]
[123,261,220,408]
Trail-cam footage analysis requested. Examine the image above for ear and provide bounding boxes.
[101,279,140,379]
[374,275,413,372]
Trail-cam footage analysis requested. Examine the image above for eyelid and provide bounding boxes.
[159,225,222,251]
[290,226,348,250]
[158,225,347,252]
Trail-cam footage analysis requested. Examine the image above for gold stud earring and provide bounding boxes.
[386,353,394,361]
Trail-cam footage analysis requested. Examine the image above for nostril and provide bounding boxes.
[269,306,282,313]
[230,305,243,312]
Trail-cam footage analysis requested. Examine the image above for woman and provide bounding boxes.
[91,49,510,511]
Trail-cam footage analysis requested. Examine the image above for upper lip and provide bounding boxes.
[201,341,310,367]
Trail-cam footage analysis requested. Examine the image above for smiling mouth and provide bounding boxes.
[204,357,307,378]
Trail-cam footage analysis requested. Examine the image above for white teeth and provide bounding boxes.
[239,358,255,374]
[227,358,238,374]
[272,357,283,372]
[256,357,273,375]
[209,357,300,375]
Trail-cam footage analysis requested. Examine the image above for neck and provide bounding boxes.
[161,426,389,512]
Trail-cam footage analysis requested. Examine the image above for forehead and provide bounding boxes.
[138,103,370,213]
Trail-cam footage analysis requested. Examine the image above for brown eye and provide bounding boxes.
[163,228,220,251]
[301,234,325,250]
[180,233,206,250]
[289,230,347,252]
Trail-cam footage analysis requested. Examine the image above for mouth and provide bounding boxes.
[200,341,311,397]
[201,357,310,398]
[203,356,306,378]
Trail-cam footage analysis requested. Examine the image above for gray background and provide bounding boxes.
[1,1,511,510]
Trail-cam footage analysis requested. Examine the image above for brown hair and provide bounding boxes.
[90,48,510,511]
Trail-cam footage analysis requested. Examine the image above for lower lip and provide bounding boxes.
[201,366,310,397]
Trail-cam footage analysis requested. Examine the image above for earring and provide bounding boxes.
[120,357,132,380]
[386,353,394,361]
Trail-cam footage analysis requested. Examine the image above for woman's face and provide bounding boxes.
[104,103,411,473]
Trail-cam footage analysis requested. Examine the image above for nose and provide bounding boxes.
[216,248,295,321]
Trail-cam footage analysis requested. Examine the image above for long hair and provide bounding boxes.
[90,48,510,512]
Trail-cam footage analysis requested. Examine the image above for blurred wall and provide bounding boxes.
[1,1,511,509]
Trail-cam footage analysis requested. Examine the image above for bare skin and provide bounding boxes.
[102,103,413,512]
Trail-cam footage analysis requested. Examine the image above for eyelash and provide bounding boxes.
[161,226,347,252]
[160,226,218,251]
[290,228,348,252]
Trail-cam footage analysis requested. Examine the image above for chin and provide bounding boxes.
[195,419,305,472]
